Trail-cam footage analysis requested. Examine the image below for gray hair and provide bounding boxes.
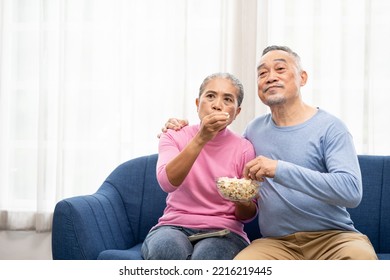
[262,45,302,72]
[198,72,244,107]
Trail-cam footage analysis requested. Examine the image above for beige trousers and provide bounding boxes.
[234,230,378,260]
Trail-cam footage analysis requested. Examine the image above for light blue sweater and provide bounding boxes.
[244,109,362,237]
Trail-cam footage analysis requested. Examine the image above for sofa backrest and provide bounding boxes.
[348,155,390,254]
[104,153,166,244]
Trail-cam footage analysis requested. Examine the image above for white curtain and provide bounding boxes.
[0,0,389,232]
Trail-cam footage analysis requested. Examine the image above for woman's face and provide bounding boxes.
[196,77,241,126]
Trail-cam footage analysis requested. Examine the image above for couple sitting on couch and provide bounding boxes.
[142,45,377,260]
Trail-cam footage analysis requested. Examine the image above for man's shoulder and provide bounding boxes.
[245,113,271,131]
[249,113,271,125]
[315,109,347,127]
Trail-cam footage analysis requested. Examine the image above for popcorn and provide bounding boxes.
[216,177,260,202]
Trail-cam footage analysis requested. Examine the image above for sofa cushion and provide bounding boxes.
[97,243,143,260]
[377,254,390,260]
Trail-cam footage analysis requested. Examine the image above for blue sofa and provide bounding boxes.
[51,154,390,260]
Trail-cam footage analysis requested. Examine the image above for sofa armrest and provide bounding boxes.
[52,182,134,260]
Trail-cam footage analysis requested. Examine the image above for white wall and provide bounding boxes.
[0,231,51,260]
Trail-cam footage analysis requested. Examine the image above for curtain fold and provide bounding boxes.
[0,0,389,232]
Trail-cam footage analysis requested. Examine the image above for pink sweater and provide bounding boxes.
[155,124,256,243]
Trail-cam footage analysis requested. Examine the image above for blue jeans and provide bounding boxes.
[141,225,249,260]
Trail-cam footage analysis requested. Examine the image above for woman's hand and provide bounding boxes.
[234,199,257,220]
[197,112,229,142]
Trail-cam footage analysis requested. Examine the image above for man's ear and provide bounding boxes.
[300,70,308,86]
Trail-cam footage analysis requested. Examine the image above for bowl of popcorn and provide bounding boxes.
[216,177,260,202]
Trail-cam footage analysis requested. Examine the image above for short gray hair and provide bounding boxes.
[199,72,244,107]
[262,45,302,72]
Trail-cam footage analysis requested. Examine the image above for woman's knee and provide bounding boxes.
[142,227,193,260]
[192,234,248,260]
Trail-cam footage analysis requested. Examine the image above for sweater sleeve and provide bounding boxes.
[273,130,362,208]
[156,130,183,193]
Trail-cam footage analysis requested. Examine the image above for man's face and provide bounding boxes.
[196,77,241,126]
[256,50,306,106]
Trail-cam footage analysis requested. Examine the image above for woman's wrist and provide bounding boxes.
[235,200,252,207]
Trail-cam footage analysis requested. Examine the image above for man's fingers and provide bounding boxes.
[178,119,189,127]
[165,118,188,130]
[165,119,178,129]
[244,157,265,180]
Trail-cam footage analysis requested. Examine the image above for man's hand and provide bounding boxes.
[243,156,278,181]
[158,118,189,138]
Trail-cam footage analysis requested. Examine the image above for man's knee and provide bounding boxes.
[234,239,281,260]
[336,243,378,260]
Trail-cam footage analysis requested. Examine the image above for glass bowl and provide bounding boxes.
[216,177,260,202]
